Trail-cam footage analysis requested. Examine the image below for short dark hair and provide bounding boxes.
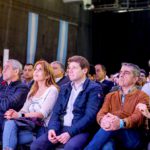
[99,64,106,73]
[95,64,107,74]
[24,63,34,68]
[89,64,95,75]
[140,69,146,76]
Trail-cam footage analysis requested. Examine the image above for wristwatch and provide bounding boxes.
[21,113,25,117]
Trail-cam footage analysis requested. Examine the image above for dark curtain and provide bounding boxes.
[91,10,150,75]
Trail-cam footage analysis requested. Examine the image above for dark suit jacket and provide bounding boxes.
[56,76,70,87]
[96,79,114,96]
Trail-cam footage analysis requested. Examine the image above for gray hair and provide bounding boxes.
[51,61,65,74]
[7,59,22,75]
[121,62,140,77]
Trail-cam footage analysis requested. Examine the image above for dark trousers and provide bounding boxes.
[84,128,144,150]
[30,132,90,150]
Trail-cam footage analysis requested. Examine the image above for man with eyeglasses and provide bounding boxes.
[136,69,147,89]
[84,62,149,150]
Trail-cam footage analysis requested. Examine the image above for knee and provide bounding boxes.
[30,141,39,150]
[4,120,16,129]
[102,140,115,150]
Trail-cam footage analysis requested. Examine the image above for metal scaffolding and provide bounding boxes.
[92,0,150,12]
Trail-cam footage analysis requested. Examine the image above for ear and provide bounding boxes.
[134,76,139,84]
[83,68,88,74]
[15,69,19,75]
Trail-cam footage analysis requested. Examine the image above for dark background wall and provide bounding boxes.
[0,0,80,65]
[0,0,150,75]
[91,10,150,75]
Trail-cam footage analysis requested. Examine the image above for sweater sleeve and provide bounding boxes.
[96,93,112,125]
[0,84,29,113]
[124,92,149,128]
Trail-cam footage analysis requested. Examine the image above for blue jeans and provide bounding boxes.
[31,132,90,150]
[84,128,144,150]
[3,120,47,149]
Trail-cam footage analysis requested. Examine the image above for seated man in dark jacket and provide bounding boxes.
[0,59,29,138]
[95,64,114,96]
[31,55,104,150]
[50,61,70,86]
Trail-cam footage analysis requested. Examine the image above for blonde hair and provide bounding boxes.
[28,60,59,98]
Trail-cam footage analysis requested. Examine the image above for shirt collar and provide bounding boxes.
[119,86,137,96]
[71,78,86,91]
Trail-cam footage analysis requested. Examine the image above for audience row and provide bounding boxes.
[0,56,149,150]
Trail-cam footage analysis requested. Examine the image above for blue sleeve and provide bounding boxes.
[0,85,29,113]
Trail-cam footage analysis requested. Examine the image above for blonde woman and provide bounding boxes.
[3,60,59,150]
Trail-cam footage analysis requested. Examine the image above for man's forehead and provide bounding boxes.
[69,62,80,66]
[95,65,102,69]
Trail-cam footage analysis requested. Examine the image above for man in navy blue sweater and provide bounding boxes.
[0,59,29,138]
[31,55,104,150]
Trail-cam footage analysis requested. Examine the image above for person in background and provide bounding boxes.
[136,103,150,150]
[112,73,119,86]
[141,82,150,97]
[110,73,120,92]
[95,64,114,96]
[22,63,34,88]
[136,69,147,89]
[50,61,69,86]
[84,62,149,150]
[146,72,150,82]
[2,60,59,150]
[31,55,104,150]
[0,59,29,139]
